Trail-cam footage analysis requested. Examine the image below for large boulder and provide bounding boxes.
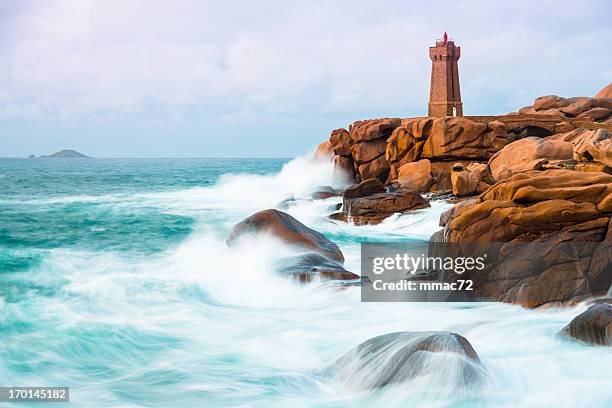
[561,304,612,346]
[577,107,611,121]
[330,128,352,156]
[276,253,359,283]
[487,137,574,182]
[330,331,484,390]
[347,118,401,182]
[227,209,344,263]
[343,178,386,199]
[397,159,433,192]
[513,94,612,125]
[595,83,612,99]
[351,138,387,164]
[421,117,509,160]
[450,162,490,197]
[335,188,430,225]
[573,129,612,168]
[534,95,570,111]
[557,98,611,118]
[349,118,401,142]
[434,169,612,307]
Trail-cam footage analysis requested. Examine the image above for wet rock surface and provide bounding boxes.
[330,331,484,390]
[332,186,431,226]
[561,304,612,346]
[227,209,344,263]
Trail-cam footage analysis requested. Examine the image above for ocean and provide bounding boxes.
[0,157,610,407]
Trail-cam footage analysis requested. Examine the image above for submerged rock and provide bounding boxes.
[330,331,484,390]
[227,209,344,263]
[561,304,612,346]
[276,253,359,282]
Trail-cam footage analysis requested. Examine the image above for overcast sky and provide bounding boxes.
[0,0,610,158]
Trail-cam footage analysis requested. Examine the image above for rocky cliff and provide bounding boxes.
[314,83,612,307]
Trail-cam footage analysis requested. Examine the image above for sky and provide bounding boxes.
[0,0,610,158]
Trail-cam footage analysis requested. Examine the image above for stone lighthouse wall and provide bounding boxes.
[428,39,463,117]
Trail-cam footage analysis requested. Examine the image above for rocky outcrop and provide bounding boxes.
[445,170,612,242]
[422,117,509,160]
[350,118,402,142]
[348,118,402,182]
[487,137,574,182]
[315,89,611,198]
[386,118,434,176]
[548,128,612,170]
[517,95,611,123]
[330,331,484,390]
[385,117,510,192]
[276,253,359,282]
[434,169,612,307]
[227,209,344,263]
[315,119,403,183]
[561,304,612,346]
[387,117,509,171]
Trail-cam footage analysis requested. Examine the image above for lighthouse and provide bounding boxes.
[428,32,463,117]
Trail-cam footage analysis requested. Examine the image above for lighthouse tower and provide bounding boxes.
[428,32,463,117]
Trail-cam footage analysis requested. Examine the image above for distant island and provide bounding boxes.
[38,149,90,158]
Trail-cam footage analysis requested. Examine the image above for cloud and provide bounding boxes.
[0,0,610,156]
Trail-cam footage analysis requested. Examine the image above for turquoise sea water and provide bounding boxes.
[0,157,611,407]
